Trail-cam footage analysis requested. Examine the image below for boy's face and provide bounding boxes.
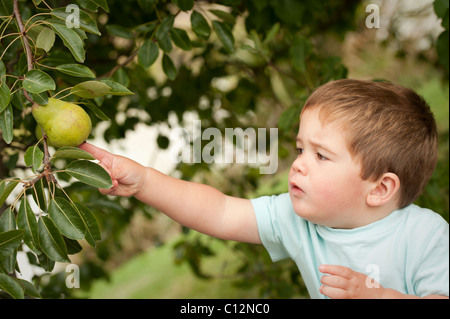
[289,109,374,228]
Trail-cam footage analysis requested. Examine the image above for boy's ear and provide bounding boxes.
[366,173,400,207]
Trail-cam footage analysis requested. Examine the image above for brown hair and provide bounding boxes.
[302,79,438,208]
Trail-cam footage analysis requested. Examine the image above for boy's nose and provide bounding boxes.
[291,156,308,176]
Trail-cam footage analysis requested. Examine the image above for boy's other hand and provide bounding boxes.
[319,264,384,299]
[79,143,146,198]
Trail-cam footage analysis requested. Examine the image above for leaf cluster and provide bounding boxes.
[0,145,111,298]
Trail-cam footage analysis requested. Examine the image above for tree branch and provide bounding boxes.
[13,0,35,105]
[13,0,33,72]
[13,0,52,172]
[98,50,138,79]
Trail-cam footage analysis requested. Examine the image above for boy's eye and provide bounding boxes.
[296,148,303,155]
[316,153,328,161]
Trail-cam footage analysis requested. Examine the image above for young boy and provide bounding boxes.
[79,79,449,299]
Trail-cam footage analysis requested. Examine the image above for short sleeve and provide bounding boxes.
[411,212,449,297]
[250,193,292,262]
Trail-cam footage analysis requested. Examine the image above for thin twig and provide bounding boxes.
[13,0,33,72]
[13,0,35,104]
[98,50,139,79]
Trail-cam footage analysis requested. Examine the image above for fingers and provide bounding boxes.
[319,265,355,299]
[319,284,348,299]
[79,142,117,192]
[99,179,119,195]
[78,142,114,163]
[319,264,354,279]
[320,272,347,288]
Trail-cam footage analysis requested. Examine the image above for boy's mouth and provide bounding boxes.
[289,181,304,195]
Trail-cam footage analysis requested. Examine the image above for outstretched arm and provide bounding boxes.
[79,143,261,244]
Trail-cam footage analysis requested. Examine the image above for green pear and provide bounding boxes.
[32,98,92,148]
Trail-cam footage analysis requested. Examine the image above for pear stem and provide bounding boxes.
[41,127,52,167]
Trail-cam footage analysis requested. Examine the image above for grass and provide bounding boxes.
[81,233,260,299]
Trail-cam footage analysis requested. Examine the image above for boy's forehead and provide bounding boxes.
[297,109,352,150]
[299,108,348,132]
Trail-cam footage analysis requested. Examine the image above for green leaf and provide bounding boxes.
[27,178,47,212]
[112,68,129,86]
[0,230,24,260]
[65,160,113,189]
[17,197,40,254]
[434,0,449,20]
[36,27,55,52]
[209,10,236,26]
[156,15,174,40]
[31,92,48,105]
[157,34,173,53]
[0,208,17,273]
[74,202,101,247]
[0,81,11,113]
[264,22,280,44]
[0,104,13,144]
[105,24,134,39]
[156,15,174,52]
[0,0,13,17]
[162,54,177,80]
[15,278,42,298]
[49,197,86,240]
[55,64,96,78]
[138,0,158,12]
[37,216,70,263]
[71,80,111,98]
[37,252,55,272]
[212,20,234,53]
[89,0,109,12]
[100,79,134,96]
[0,273,24,299]
[23,69,56,94]
[64,236,82,254]
[173,0,194,11]
[51,22,86,62]
[138,39,159,69]
[191,11,211,40]
[0,60,5,77]
[51,7,101,36]
[278,105,301,133]
[81,99,110,121]
[24,145,44,173]
[170,28,192,51]
[436,30,449,73]
[0,207,16,232]
[0,178,19,207]
[52,146,95,160]
[290,35,312,72]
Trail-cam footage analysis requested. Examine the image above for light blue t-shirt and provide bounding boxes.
[251,193,449,299]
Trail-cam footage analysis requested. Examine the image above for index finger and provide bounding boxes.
[78,142,114,163]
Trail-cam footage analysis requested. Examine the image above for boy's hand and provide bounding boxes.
[319,264,384,299]
[79,143,146,197]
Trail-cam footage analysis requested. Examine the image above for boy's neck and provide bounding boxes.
[347,201,400,229]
